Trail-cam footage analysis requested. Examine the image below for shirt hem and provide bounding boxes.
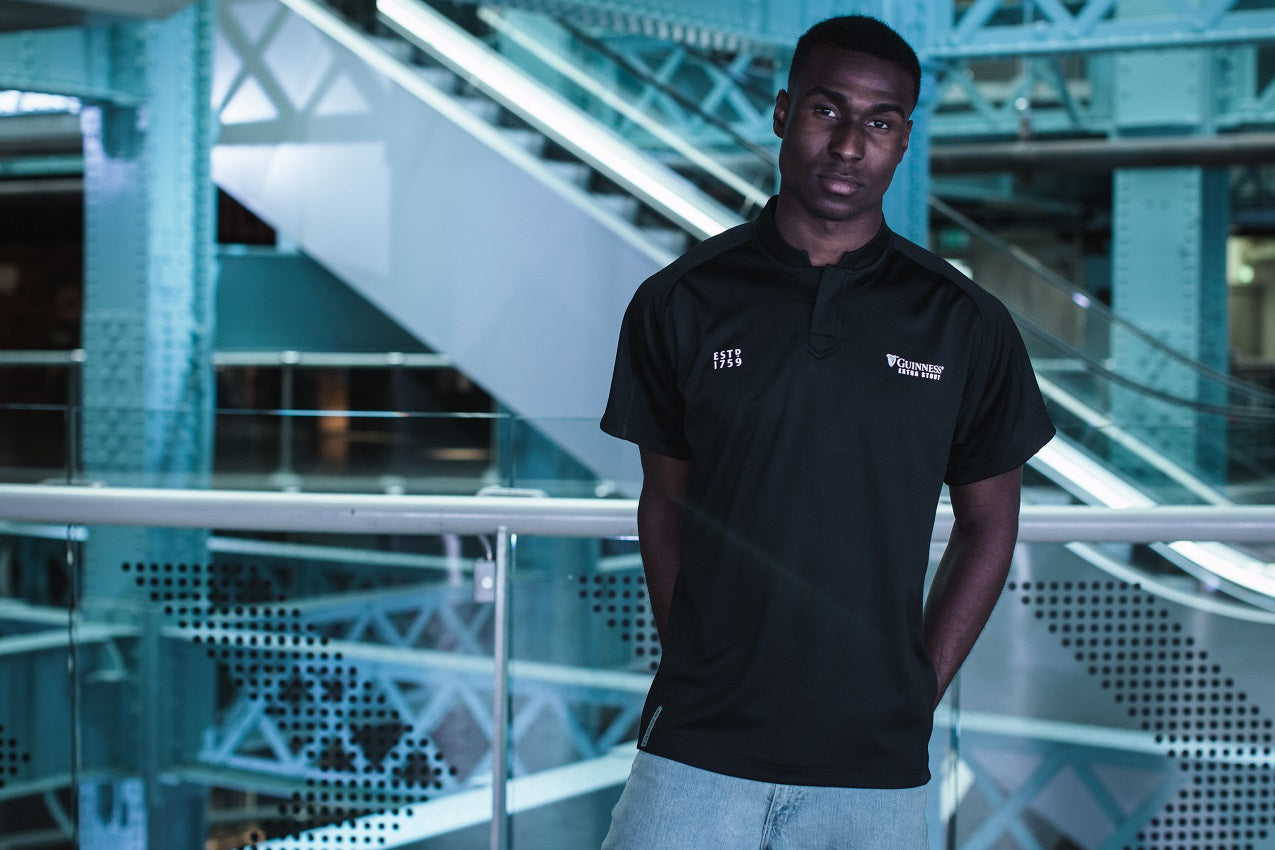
[599,414,691,460]
[640,736,930,789]
[946,415,1056,486]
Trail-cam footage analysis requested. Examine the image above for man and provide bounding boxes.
[599,14,1055,848]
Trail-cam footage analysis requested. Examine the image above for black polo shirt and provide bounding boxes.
[601,201,1055,788]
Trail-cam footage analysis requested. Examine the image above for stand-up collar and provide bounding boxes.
[755,196,892,271]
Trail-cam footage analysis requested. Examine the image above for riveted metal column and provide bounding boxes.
[81,8,216,503]
[1112,169,1230,474]
[880,0,945,246]
[1110,2,1230,478]
[78,1,216,846]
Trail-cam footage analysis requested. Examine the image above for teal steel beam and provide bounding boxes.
[0,25,145,104]
[933,7,1275,59]
[932,133,1275,173]
[432,0,1275,56]
[0,154,82,176]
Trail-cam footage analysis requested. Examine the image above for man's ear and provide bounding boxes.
[773,90,789,139]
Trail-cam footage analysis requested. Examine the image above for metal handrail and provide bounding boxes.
[1,482,1274,541]
[0,349,453,369]
[475,6,770,215]
[345,0,741,241]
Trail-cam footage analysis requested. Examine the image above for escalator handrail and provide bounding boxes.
[476,7,770,216]
[931,195,1275,409]
[371,0,741,240]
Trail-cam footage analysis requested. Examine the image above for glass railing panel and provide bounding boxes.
[503,530,644,848]
[932,199,1275,499]
[0,521,76,848]
[0,401,75,484]
[940,537,1275,850]
[61,521,502,848]
[64,340,1271,515]
[213,409,502,494]
[494,415,630,499]
[213,358,501,494]
[498,415,648,845]
[499,533,1275,849]
[0,359,78,484]
[3,486,1274,848]
[0,402,501,494]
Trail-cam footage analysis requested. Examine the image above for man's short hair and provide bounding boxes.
[789,15,922,109]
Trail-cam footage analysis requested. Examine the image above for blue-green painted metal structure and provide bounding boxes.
[1107,2,1232,474]
[0,1,220,846]
[3,0,1275,847]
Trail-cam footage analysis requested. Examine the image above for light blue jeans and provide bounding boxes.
[601,752,928,850]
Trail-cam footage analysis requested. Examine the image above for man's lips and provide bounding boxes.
[818,172,862,193]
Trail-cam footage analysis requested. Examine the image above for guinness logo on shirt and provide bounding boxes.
[886,353,944,381]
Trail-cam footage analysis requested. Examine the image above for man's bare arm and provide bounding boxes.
[923,466,1023,707]
[637,447,689,641]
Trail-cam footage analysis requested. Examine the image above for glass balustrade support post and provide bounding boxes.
[491,525,512,850]
[67,352,84,484]
[279,359,296,483]
[945,674,961,850]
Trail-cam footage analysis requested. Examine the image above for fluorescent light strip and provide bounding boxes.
[1167,540,1275,599]
[476,7,770,212]
[1067,541,1275,624]
[1032,439,1153,509]
[1035,374,1229,505]
[1034,437,1275,601]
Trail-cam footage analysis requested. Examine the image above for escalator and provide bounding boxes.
[212,0,742,492]
[212,0,1275,605]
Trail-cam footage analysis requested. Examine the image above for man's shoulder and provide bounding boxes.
[637,218,758,299]
[888,231,1016,324]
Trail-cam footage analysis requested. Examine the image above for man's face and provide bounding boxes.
[773,45,914,231]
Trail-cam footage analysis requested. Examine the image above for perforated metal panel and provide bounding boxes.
[576,571,660,672]
[1011,578,1274,850]
[0,722,30,789]
[125,560,458,847]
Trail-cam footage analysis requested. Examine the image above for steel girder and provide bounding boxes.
[423,0,1275,57]
[479,0,1275,143]
[499,11,1275,156]
[937,730,1184,850]
[936,0,1275,59]
[0,24,145,105]
[122,556,649,844]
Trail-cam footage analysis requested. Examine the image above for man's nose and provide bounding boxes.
[830,123,864,159]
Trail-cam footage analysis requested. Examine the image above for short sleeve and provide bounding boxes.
[945,303,1055,485]
[600,281,692,460]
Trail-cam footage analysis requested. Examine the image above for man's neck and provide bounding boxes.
[773,196,883,266]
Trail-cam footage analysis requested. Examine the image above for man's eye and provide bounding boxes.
[813,106,837,117]
[868,119,891,129]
